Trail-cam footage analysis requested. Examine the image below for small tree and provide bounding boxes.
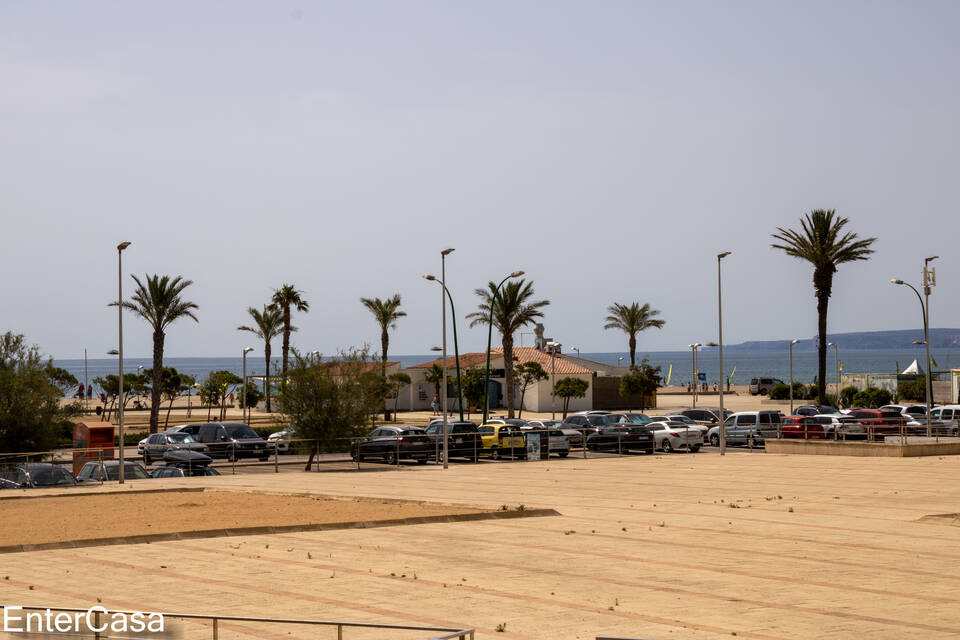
[459,367,487,420]
[852,387,893,408]
[555,377,589,418]
[200,370,243,420]
[839,385,858,407]
[387,372,412,421]
[619,359,662,411]
[514,361,547,418]
[423,363,443,400]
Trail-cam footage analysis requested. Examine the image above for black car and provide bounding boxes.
[152,464,221,478]
[142,431,209,464]
[76,460,150,482]
[352,426,433,465]
[177,422,269,460]
[585,426,655,453]
[794,405,839,417]
[679,408,731,424]
[423,421,481,461]
[561,413,618,434]
[0,463,77,488]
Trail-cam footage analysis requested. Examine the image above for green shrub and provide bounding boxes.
[840,386,858,407]
[769,383,790,400]
[852,387,892,408]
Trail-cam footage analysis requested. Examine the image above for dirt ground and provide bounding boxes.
[0,490,484,547]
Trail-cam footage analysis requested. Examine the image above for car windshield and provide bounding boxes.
[400,429,424,435]
[167,433,196,443]
[624,414,651,424]
[225,424,259,438]
[104,464,149,480]
[670,416,695,424]
[29,465,76,486]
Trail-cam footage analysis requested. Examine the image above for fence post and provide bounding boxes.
[213,617,218,640]
[94,611,101,640]
[274,441,279,473]
[231,443,236,475]
[582,428,587,459]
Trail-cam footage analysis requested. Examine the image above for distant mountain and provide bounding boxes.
[726,329,960,351]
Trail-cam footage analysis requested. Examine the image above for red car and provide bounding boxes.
[844,409,908,437]
[780,416,826,439]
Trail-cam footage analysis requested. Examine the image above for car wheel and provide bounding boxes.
[416,458,427,465]
[384,450,397,465]
[710,434,720,447]
[559,451,569,458]
[258,455,269,462]
[690,445,701,453]
[748,436,758,448]
[661,439,673,453]
[491,447,501,460]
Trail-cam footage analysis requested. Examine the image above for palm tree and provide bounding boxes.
[467,279,549,418]
[238,305,284,412]
[423,363,444,400]
[120,275,198,433]
[603,302,665,367]
[772,209,876,404]
[360,294,406,375]
[271,284,309,384]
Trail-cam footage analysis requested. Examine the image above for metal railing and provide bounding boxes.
[1,605,474,639]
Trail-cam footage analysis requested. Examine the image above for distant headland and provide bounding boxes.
[726,328,960,351]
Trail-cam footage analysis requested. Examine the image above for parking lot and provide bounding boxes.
[3,448,960,639]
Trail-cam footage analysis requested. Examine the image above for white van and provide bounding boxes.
[749,378,785,395]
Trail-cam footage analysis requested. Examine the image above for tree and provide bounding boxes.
[423,363,444,400]
[514,361,547,418]
[387,372,412,420]
[144,367,183,427]
[238,305,284,412]
[619,358,662,411]
[46,366,78,396]
[120,274,199,433]
[772,210,876,404]
[0,332,74,453]
[93,373,142,422]
[554,377,589,418]
[271,284,309,385]
[459,367,487,420]
[603,302,665,367]
[467,279,550,418]
[280,348,390,470]
[360,294,406,376]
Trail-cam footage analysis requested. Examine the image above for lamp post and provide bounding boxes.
[482,270,524,424]
[115,241,131,484]
[617,356,624,368]
[242,347,254,423]
[789,339,800,415]
[923,256,938,410]
[689,343,701,407]
[570,346,580,360]
[717,251,730,455]
[424,268,463,470]
[827,342,840,407]
[891,278,933,436]
[546,341,560,419]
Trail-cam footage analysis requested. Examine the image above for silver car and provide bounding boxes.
[524,422,571,458]
[648,422,703,452]
[142,432,209,464]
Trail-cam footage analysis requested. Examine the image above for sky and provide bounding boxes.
[2,1,958,360]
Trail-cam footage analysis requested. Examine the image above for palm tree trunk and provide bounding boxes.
[814,266,834,405]
[381,327,389,418]
[629,333,637,367]
[164,396,175,428]
[503,335,516,418]
[281,307,291,384]
[264,342,272,413]
[149,331,165,433]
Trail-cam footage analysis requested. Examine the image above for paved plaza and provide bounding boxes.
[2,450,960,639]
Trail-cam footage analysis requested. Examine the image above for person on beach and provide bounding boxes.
[431,394,440,415]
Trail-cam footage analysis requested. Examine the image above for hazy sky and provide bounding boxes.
[2,1,958,359]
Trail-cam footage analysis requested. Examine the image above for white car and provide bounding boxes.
[880,404,930,419]
[809,414,867,439]
[137,436,148,455]
[650,415,709,440]
[648,422,703,453]
[266,426,295,454]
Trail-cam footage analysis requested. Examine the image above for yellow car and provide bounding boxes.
[477,424,526,460]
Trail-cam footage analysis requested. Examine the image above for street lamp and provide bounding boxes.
[482,270,524,424]
[923,256,938,410]
[717,251,731,455]
[546,341,560,420]
[827,342,840,407]
[570,346,581,360]
[116,241,131,484]
[242,347,254,423]
[688,343,701,407]
[425,258,464,471]
[422,274,464,421]
[617,356,624,367]
[789,339,800,414]
[891,278,933,435]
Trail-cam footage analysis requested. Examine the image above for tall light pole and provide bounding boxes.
[570,346,580,360]
[891,278,933,435]
[788,339,800,414]
[116,241,131,484]
[717,251,730,455]
[688,343,701,407]
[827,342,840,407]
[923,256,938,409]
[242,347,254,423]
[424,268,463,469]
[482,270,524,424]
[547,341,560,419]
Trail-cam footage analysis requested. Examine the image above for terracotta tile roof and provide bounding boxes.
[320,361,399,376]
[492,347,594,375]
[407,353,490,370]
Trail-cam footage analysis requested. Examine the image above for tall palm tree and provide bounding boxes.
[603,302,665,367]
[360,294,406,375]
[772,209,876,404]
[467,279,549,418]
[271,284,309,384]
[238,305,284,413]
[120,275,198,433]
[423,363,444,400]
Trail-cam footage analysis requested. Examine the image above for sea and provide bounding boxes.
[54,348,955,394]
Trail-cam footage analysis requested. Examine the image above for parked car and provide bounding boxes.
[137,436,148,455]
[151,452,221,478]
[175,422,270,460]
[843,409,908,436]
[522,424,571,457]
[679,408,730,424]
[929,406,960,435]
[266,426,296,454]
[483,417,530,427]
[423,420,481,461]
[809,414,867,439]
[142,432,209,464]
[0,463,77,488]
[352,426,433,465]
[77,460,151,482]
[779,416,826,440]
[619,413,653,425]
[477,424,526,459]
[648,415,709,440]
[706,411,783,447]
[647,422,703,452]
[561,412,618,434]
[585,426,655,453]
[749,377,785,395]
[880,404,929,419]
[794,405,839,417]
